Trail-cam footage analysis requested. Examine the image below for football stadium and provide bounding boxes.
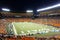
[7,22,60,37]
[0,0,60,40]
[0,11,60,40]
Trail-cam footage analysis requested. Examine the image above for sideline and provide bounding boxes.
[12,22,18,35]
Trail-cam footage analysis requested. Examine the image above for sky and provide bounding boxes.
[0,0,60,12]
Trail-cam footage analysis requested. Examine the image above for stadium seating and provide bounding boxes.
[0,18,60,40]
[0,18,60,34]
[5,37,16,40]
[21,37,36,40]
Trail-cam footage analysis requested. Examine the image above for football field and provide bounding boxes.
[10,22,60,37]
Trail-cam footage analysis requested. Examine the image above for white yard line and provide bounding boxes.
[12,23,18,35]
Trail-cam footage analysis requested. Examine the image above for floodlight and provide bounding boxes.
[37,4,60,12]
[2,8,10,11]
[26,10,33,12]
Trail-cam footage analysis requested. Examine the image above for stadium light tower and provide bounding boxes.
[26,10,33,13]
[37,3,60,12]
[2,8,10,11]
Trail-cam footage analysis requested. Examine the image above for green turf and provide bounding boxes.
[32,32,60,37]
[12,22,60,37]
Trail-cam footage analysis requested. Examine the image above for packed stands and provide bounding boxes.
[3,18,60,27]
[0,12,60,40]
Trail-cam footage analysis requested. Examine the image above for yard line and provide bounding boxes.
[12,23,18,35]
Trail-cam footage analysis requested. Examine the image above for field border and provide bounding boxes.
[12,22,18,35]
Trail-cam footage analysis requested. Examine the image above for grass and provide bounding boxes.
[32,32,60,37]
[9,22,60,37]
